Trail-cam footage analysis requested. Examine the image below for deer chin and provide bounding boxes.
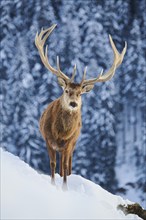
[63,103,79,112]
[61,102,78,112]
[68,105,78,111]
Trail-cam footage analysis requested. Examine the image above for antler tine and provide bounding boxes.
[39,25,55,40]
[82,68,103,85]
[35,24,70,81]
[80,66,87,85]
[120,41,127,66]
[82,35,127,86]
[41,29,54,47]
[35,25,56,48]
[57,55,61,71]
[70,64,77,82]
[57,56,70,81]
[109,35,127,67]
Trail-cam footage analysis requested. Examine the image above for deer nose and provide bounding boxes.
[70,102,77,108]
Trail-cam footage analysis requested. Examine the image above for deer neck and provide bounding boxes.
[58,97,81,130]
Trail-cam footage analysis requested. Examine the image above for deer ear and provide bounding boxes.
[58,77,67,89]
[81,84,94,94]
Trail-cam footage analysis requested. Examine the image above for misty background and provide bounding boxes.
[1,0,146,207]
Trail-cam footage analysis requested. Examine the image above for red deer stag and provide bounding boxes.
[35,24,127,189]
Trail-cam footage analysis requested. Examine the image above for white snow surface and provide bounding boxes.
[1,148,141,220]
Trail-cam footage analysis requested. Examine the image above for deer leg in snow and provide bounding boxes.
[48,147,56,184]
[68,155,72,175]
[63,153,70,188]
[59,153,64,177]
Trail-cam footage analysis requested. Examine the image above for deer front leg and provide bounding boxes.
[59,153,64,177]
[48,147,56,185]
[68,155,72,176]
[68,144,76,175]
[63,155,69,184]
[62,152,70,190]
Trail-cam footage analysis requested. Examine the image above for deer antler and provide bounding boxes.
[35,24,73,82]
[81,35,127,86]
[35,25,127,85]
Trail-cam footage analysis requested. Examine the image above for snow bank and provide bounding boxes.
[1,148,141,220]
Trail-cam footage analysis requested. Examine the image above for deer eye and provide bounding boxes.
[65,90,69,93]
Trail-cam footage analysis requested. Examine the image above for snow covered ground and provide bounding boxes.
[1,148,142,220]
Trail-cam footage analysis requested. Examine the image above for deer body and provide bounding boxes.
[35,24,127,188]
[39,83,82,185]
[40,95,82,151]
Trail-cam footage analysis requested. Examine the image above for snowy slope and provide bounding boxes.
[1,148,141,220]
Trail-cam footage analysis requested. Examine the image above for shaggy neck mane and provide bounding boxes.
[59,99,79,119]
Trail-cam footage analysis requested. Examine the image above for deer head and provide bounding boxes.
[35,24,127,111]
